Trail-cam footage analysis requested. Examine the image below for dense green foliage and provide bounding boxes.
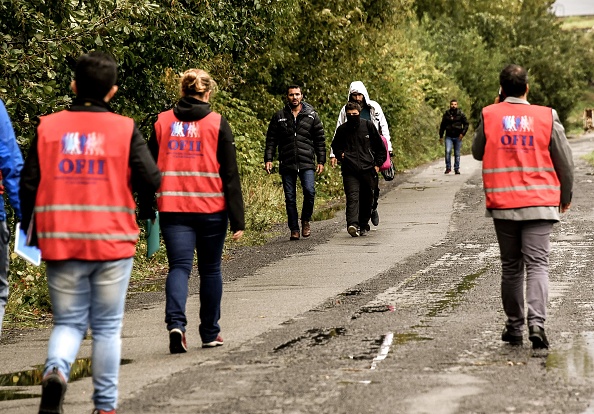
[2,0,593,324]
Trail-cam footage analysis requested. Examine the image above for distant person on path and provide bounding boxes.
[331,81,392,227]
[0,99,23,340]
[148,69,245,354]
[472,64,574,349]
[265,85,326,240]
[439,99,469,174]
[19,52,161,414]
[332,102,386,237]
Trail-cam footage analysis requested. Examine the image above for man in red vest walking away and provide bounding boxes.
[472,64,574,350]
[20,52,161,414]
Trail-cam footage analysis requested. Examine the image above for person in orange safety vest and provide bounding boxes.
[472,64,574,350]
[147,69,245,354]
[19,51,161,414]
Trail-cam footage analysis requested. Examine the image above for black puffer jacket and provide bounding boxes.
[439,108,469,138]
[264,102,326,174]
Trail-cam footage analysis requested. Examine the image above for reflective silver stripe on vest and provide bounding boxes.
[485,185,560,193]
[483,167,556,174]
[156,191,224,197]
[38,232,138,241]
[34,205,135,214]
[161,171,221,178]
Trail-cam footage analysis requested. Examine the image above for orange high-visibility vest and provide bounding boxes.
[35,111,138,261]
[482,102,560,209]
[154,110,226,213]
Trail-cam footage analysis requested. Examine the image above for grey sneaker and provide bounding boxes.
[347,225,359,237]
[371,209,379,226]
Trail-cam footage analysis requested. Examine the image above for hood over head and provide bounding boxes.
[348,81,370,104]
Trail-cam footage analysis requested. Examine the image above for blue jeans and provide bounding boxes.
[160,211,227,343]
[281,169,316,231]
[445,136,462,171]
[0,221,9,339]
[44,258,133,411]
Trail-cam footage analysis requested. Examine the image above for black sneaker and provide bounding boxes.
[455,169,460,175]
[370,209,379,226]
[444,168,451,174]
[501,327,523,346]
[529,326,549,349]
[169,328,188,354]
[39,367,67,414]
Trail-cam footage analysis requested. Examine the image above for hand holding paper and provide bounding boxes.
[14,222,41,266]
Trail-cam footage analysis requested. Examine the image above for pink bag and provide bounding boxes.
[379,135,391,171]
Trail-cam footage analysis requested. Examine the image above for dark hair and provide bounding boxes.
[450,99,457,104]
[345,102,361,112]
[499,64,528,98]
[286,84,301,94]
[74,52,118,100]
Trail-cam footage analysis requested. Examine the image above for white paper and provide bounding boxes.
[14,222,41,266]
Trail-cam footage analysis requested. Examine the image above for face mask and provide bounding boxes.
[346,114,360,124]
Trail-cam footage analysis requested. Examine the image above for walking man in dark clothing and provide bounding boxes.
[265,85,326,240]
[439,99,469,174]
[331,81,392,228]
[332,102,386,237]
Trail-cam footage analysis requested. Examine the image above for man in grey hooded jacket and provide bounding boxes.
[330,81,392,228]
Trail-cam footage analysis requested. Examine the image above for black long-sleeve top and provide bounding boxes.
[331,119,387,175]
[147,96,245,232]
[20,98,162,233]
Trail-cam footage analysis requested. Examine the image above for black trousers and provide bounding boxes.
[372,171,379,210]
[343,170,375,229]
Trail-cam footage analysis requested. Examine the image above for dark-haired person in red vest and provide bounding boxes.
[20,52,161,414]
[147,69,244,354]
[472,64,574,350]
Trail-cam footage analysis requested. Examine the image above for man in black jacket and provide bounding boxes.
[332,102,386,237]
[439,99,469,174]
[265,85,326,240]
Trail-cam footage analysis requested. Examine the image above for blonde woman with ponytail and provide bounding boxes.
[147,69,245,353]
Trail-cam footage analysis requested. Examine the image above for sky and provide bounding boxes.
[552,0,594,16]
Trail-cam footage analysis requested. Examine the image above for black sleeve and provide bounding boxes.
[312,112,326,165]
[331,126,345,159]
[368,121,387,167]
[19,134,40,233]
[439,112,447,138]
[461,112,469,136]
[130,123,161,220]
[217,117,245,232]
[147,127,159,163]
[264,113,278,163]
[471,114,486,161]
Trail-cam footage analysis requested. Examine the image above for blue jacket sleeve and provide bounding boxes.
[0,100,23,220]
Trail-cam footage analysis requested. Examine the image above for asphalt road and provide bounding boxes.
[2,134,594,413]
